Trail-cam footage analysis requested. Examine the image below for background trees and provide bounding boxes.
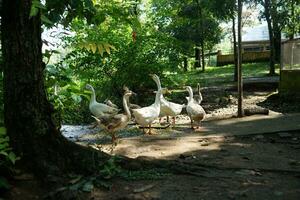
[254,0,300,75]
[151,0,223,72]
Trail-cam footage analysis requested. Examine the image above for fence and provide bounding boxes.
[216,50,270,66]
[280,38,300,95]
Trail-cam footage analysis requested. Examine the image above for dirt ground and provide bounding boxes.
[3,83,300,200]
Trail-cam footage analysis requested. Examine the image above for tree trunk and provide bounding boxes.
[183,57,188,71]
[290,0,295,39]
[199,4,205,72]
[264,0,276,75]
[232,16,238,82]
[194,47,201,68]
[273,29,281,64]
[208,50,211,66]
[1,0,109,176]
[237,0,243,117]
[201,41,205,72]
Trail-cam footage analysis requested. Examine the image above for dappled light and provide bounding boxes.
[1,0,300,199]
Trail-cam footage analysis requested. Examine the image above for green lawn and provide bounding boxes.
[163,62,279,89]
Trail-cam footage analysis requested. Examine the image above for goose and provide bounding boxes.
[104,99,118,109]
[85,84,119,117]
[132,77,167,134]
[92,89,134,142]
[185,83,203,104]
[150,74,185,126]
[186,86,206,129]
[123,86,141,110]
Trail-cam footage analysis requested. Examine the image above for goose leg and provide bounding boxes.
[89,122,98,129]
[148,124,152,135]
[172,116,176,126]
[190,116,194,129]
[111,133,117,143]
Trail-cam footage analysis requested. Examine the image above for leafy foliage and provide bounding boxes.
[0,127,19,190]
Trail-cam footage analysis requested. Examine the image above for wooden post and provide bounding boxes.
[237,0,243,117]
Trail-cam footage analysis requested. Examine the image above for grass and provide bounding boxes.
[163,62,279,89]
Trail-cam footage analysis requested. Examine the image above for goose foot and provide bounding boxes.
[172,116,176,127]
[89,122,98,129]
[111,134,117,143]
[147,125,152,135]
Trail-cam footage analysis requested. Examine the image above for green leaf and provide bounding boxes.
[94,179,112,190]
[97,44,104,56]
[71,94,82,103]
[0,127,6,135]
[103,43,111,54]
[81,181,94,192]
[0,151,8,157]
[0,143,9,150]
[90,44,97,53]
[30,7,39,17]
[0,136,9,143]
[8,152,18,165]
[0,176,10,190]
[41,15,53,25]
[32,0,46,10]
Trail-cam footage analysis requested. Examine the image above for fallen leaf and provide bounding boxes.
[133,184,155,193]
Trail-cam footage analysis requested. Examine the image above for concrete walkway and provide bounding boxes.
[200,112,300,137]
[107,113,300,159]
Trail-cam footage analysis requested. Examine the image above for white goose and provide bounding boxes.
[104,99,118,109]
[150,74,185,125]
[123,86,141,110]
[85,84,119,117]
[186,86,206,129]
[92,89,133,142]
[185,83,203,104]
[132,76,167,134]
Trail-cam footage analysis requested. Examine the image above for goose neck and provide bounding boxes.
[123,96,131,118]
[188,88,193,102]
[154,89,162,106]
[90,87,96,102]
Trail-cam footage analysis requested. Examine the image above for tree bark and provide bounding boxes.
[1,0,109,176]
[183,57,188,71]
[237,0,243,117]
[264,0,276,75]
[194,47,201,68]
[199,3,205,72]
[201,40,205,72]
[290,0,295,39]
[232,16,238,82]
[273,29,281,63]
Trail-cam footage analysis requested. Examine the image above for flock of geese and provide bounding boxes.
[85,74,206,142]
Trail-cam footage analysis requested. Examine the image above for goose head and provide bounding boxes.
[123,85,137,96]
[85,84,93,91]
[124,89,135,99]
[186,86,194,101]
[149,74,161,88]
[186,86,193,93]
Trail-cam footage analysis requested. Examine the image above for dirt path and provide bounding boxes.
[90,131,300,200]
[4,84,300,200]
